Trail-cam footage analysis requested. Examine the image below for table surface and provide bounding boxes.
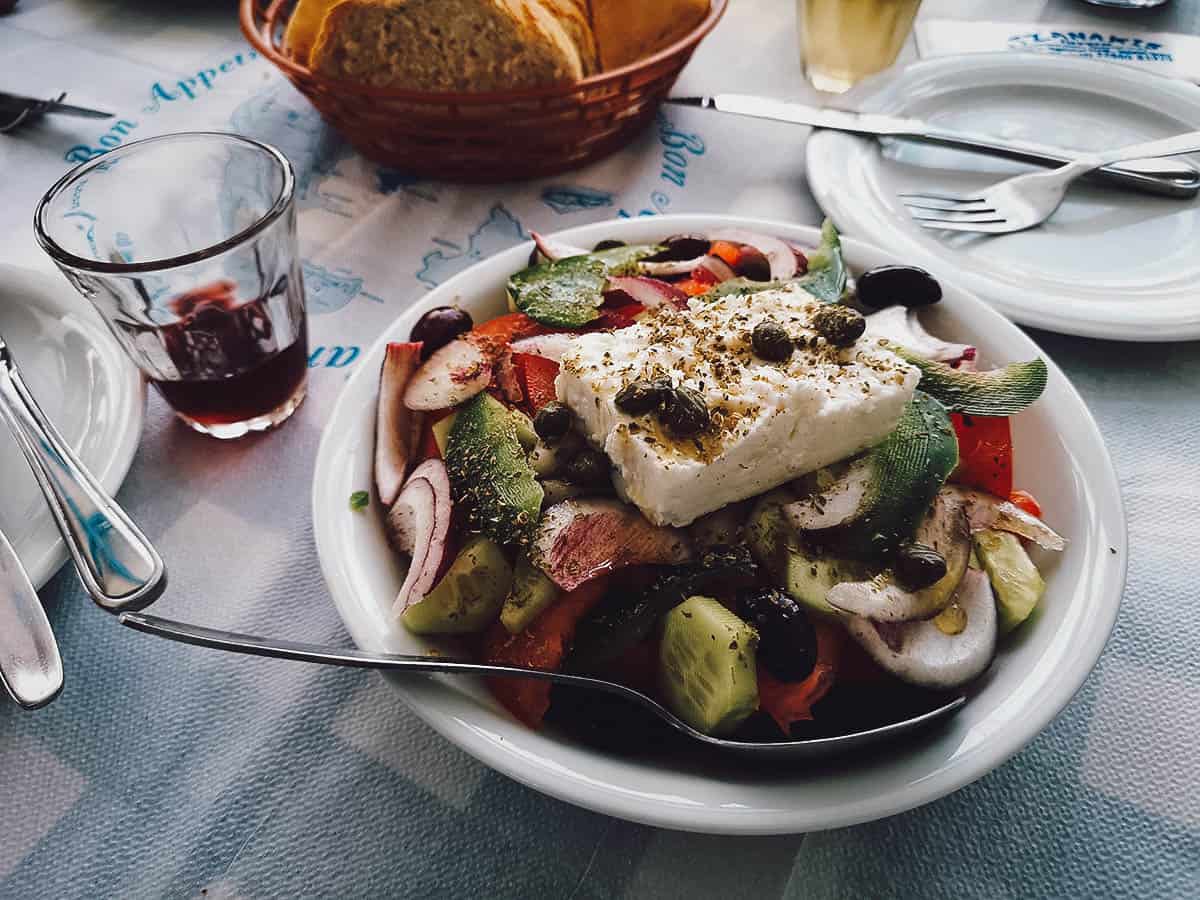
[2,1,1199,897]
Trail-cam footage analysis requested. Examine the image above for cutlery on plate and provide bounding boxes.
[666,94,1200,199]
[119,612,965,760]
[899,129,1200,234]
[0,527,63,709]
[0,91,113,134]
[0,332,165,612]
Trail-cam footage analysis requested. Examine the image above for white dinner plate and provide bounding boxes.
[806,53,1200,341]
[0,265,145,588]
[313,215,1126,834]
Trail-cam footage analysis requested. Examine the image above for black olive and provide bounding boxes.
[856,265,942,310]
[564,448,610,487]
[811,305,866,347]
[533,402,573,443]
[736,587,817,682]
[735,246,772,282]
[592,239,626,251]
[642,234,711,262]
[615,378,671,415]
[752,321,793,361]
[661,386,709,436]
[410,306,473,359]
[895,542,948,590]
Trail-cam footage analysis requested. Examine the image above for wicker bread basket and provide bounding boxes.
[240,0,727,182]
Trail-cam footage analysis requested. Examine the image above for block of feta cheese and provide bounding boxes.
[555,284,920,527]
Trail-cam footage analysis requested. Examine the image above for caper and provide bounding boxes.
[615,377,670,415]
[592,239,626,251]
[661,386,710,436]
[752,321,793,361]
[811,304,867,347]
[564,448,610,487]
[894,542,948,590]
[533,401,573,444]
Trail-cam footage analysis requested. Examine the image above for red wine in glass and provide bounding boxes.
[149,280,308,431]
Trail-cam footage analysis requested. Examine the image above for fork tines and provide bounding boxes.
[898,191,1009,232]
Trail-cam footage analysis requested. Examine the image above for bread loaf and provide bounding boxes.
[309,0,593,91]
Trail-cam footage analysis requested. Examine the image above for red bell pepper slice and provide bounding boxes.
[951,413,1013,499]
[1008,489,1042,518]
[709,240,742,268]
[512,352,560,415]
[483,576,610,728]
[472,312,554,345]
[756,620,842,734]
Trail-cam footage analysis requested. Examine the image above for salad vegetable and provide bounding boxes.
[369,222,1066,745]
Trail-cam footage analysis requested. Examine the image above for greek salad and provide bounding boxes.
[364,222,1065,744]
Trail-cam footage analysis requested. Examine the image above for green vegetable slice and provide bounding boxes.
[893,348,1048,416]
[795,219,847,304]
[445,392,543,547]
[506,244,662,327]
[807,390,959,559]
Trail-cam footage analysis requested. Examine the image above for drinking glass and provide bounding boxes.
[35,132,308,439]
[797,0,923,94]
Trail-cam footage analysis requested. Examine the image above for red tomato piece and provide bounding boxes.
[512,352,560,414]
[676,278,711,297]
[1008,489,1042,518]
[483,576,610,728]
[951,413,1014,499]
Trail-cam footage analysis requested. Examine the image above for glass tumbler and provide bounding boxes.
[35,132,308,439]
[797,0,923,93]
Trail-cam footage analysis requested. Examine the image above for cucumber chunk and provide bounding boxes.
[401,536,513,634]
[500,553,560,634]
[745,493,865,616]
[567,546,760,672]
[973,528,1045,634]
[659,596,760,737]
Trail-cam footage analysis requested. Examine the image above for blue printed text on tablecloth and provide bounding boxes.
[63,48,262,162]
[618,112,706,218]
[308,345,360,369]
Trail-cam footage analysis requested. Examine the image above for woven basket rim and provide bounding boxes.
[240,0,728,105]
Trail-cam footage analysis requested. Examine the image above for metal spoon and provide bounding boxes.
[120,612,965,760]
[0,527,63,708]
[0,331,165,612]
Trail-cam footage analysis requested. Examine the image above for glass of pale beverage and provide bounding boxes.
[797,0,923,93]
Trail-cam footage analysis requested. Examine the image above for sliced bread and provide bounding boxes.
[588,0,710,71]
[309,0,589,91]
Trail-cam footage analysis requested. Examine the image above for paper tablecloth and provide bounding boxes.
[1,0,1198,897]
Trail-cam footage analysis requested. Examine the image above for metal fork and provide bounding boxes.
[900,130,1200,234]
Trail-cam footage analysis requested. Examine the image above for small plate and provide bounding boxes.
[0,265,145,588]
[806,53,1200,341]
[313,215,1126,834]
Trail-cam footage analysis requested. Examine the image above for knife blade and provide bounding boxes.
[0,91,113,120]
[667,94,1200,199]
[0,527,63,709]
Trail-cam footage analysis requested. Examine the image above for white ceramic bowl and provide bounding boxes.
[312,215,1126,834]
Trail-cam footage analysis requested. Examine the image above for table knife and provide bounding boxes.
[666,94,1200,199]
[0,527,63,709]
